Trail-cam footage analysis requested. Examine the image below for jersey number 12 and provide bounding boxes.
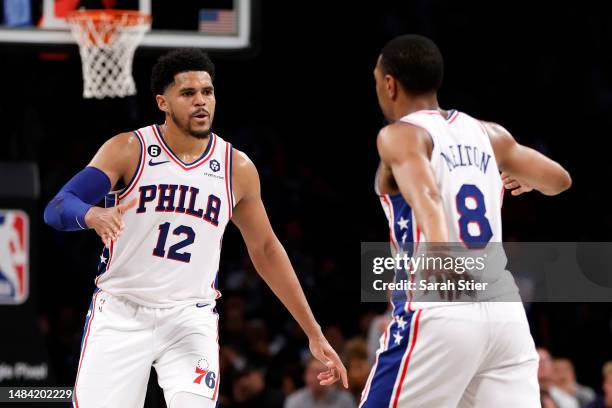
[152,222,195,263]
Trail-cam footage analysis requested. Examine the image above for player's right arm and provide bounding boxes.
[230,149,348,388]
[377,122,449,242]
[44,133,139,246]
[378,123,464,299]
[483,121,572,196]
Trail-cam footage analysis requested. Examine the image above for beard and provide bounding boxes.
[171,111,211,139]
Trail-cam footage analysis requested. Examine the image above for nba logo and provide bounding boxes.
[0,209,28,304]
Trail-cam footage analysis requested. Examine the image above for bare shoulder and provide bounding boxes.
[231,147,260,203]
[88,132,141,186]
[232,147,258,184]
[377,121,431,162]
[112,132,141,157]
[91,132,140,163]
[479,120,516,150]
[232,147,257,174]
[377,121,423,142]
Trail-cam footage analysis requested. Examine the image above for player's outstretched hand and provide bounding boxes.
[85,198,138,248]
[309,334,348,388]
[502,172,534,196]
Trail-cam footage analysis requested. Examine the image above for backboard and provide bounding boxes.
[0,0,252,50]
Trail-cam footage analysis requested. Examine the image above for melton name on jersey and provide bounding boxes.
[376,110,520,312]
[96,124,234,307]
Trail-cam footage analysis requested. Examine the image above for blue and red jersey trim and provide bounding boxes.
[73,288,101,408]
[152,124,217,170]
[224,143,234,220]
[359,309,422,408]
[117,129,147,201]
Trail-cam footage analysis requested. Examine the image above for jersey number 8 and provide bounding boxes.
[455,184,493,249]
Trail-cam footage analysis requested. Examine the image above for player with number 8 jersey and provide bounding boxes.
[377,108,503,249]
[361,35,571,408]
[97,124,232,307]
[375,108,520,311]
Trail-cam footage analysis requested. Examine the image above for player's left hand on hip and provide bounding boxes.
[501,172,534,196]
[309,335,348,388]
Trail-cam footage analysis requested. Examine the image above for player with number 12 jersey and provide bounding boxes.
[96,124,231,307]
[44,49,348,408]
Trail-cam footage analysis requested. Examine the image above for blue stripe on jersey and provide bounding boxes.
[79,288,100,351]
[361,310,415,407]
[228,144,234,208]
[97,246,111,277]
[388,193,415,315]
[103,192,117,209]
[97,193,117,276]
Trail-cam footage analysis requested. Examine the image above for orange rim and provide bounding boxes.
[66,9,151,26]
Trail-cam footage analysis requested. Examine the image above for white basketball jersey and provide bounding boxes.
[404,109,503,243]
[96,124,234,307]
[376,110,519,311]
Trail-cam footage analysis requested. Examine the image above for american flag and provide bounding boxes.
[199,9,236,34]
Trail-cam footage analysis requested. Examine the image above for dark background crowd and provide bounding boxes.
[1,1,612,407]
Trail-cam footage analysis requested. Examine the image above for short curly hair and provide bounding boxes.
[150,48,215,96]
[380,34,443,95]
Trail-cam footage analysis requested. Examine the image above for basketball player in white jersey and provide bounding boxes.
[44,49,347,408]
[359,35,572,407]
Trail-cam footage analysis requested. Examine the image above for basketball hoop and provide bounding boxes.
[66,10,151,99]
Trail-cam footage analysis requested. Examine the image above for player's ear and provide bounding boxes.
[384,74,397,100]
[156,94,169,113]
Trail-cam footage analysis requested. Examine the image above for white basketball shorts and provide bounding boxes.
[73,289,220,408]
[359,302,540,408]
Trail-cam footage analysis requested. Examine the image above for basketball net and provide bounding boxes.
[66,10,151,99]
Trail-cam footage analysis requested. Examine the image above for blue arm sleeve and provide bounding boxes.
[44,166,112,231]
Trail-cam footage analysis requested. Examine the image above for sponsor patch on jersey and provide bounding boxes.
[209,159,220,172]
[203,160,224,179]
[204,173,224,180]
[0,210,29,304]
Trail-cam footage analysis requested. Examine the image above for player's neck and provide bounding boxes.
[393,93,440,120]
[161,121,210,158]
